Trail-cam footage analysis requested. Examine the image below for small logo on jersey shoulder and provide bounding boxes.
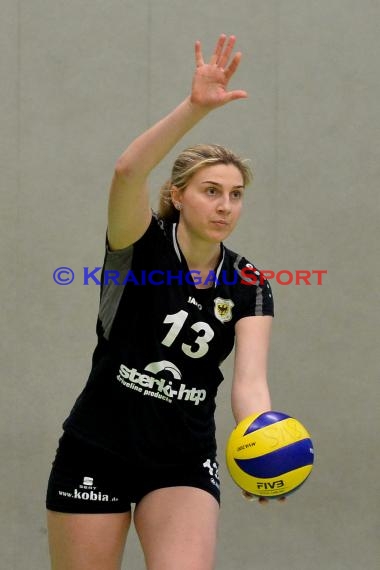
[214,297,234,323]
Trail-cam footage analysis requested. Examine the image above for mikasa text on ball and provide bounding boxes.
[226,411,314,498]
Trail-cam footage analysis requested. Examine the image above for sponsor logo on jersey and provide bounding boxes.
[116,360,207,406]
[187,296,202,310]
[214,298,234,323]
[144,360,182,379]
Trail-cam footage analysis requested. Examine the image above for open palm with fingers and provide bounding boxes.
[190,34,248,109]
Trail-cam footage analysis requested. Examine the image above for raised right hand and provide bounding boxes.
[190,34,248,110]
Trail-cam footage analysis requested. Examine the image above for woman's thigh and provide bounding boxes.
[47,511,131,570]
[134,486,220,570]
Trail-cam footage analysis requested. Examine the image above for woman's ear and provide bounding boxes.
[170,185,182,210]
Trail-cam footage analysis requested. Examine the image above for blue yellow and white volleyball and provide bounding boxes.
[226,411,314,498]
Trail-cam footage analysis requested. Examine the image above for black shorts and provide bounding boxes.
[46,432,220,513]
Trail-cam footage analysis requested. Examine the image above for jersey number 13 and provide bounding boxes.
[161,310,214,359]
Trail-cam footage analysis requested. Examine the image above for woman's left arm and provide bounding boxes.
[231,316,273,424]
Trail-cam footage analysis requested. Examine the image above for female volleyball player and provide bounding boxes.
[46,34,275,570]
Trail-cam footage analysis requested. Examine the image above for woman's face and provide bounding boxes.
[174,163,245,243]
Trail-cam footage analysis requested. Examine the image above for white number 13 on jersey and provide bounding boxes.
[162,310,214,358]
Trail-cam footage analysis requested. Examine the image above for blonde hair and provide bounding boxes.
[158,144,253,222]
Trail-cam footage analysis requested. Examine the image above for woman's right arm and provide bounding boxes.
[107,34,248,251]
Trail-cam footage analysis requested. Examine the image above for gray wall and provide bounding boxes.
[1,1,379,568]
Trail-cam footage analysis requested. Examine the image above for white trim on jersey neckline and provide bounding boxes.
[172,223,225,289]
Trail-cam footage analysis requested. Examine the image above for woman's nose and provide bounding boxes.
[216,194,231,213]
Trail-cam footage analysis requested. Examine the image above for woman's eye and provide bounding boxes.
[231,190,242,199]
[206,187,217,195]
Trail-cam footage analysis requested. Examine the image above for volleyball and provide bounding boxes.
[226,411,314,498]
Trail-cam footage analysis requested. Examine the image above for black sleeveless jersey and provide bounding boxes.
[63,214,274,468]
